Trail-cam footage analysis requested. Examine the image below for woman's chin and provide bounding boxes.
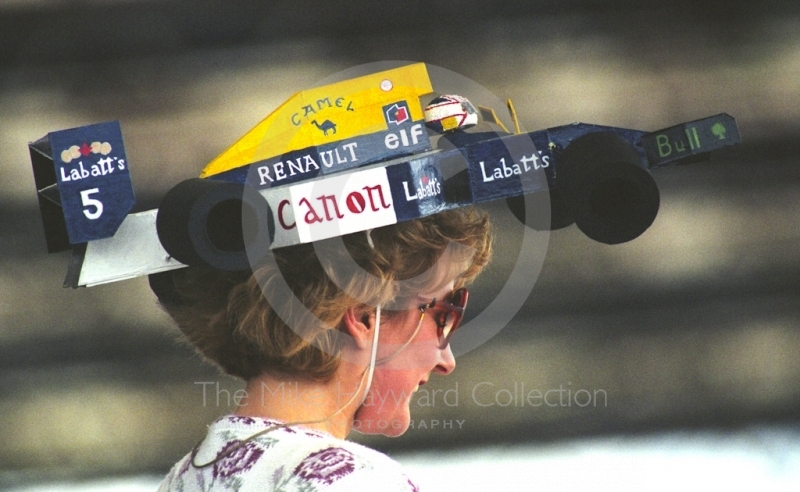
[353,420,408,437]
[352,408,411,437]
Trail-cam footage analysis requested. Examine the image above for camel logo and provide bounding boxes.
[311,119,337,136]
[290,97,354,127]
[383,101,411,126]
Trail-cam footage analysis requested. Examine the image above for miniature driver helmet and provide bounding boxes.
[424,94,479,133]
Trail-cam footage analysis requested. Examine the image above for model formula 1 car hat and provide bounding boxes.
[28,62,741,288]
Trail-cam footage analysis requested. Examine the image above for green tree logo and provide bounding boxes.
[711,122,727,140]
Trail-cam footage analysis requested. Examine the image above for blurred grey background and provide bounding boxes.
[1,0,799,488]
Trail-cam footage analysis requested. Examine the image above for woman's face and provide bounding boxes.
[353,281,457,437]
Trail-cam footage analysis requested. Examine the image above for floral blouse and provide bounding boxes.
[159,415,420,492]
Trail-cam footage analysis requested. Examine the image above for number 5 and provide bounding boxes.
[80,188,103,220]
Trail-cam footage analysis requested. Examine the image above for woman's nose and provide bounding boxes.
[434,344,456,375]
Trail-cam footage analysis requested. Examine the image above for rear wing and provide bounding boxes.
[29,121,136,253]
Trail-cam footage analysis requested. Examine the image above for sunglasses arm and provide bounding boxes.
[374,309,428,365]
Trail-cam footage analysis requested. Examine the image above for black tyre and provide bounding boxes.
[560,132,660,245]
[506,188,575,231]
[156,178,272,270]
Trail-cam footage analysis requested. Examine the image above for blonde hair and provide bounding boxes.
[159,207,492,381]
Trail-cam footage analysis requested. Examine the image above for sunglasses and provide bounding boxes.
[416,287,469,349]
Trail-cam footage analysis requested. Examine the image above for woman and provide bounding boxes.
[158,207,492,491]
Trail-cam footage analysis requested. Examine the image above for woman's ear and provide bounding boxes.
[342,306,375,350]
